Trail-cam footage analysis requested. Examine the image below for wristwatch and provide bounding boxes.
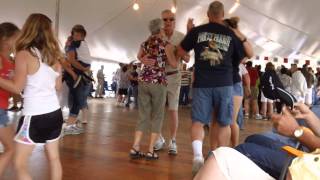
[293,128,304,138]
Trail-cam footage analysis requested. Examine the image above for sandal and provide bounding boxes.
[129,148,145,159]
[145,151,159,160]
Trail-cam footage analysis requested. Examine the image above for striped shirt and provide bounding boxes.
[181,70,191,86]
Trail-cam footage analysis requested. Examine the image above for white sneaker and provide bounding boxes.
[153,135,165,151]
[192,157,204,177]
[168,139,178,155]
[75,125,85,133]
[255,114,263,120]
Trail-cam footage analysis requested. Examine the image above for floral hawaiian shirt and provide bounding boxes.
[139,35,169,85]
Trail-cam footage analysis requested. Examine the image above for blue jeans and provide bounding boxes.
[179,86,190,105]
[237,105,244,129]
[0,109,10,128]
[69,83,90,117]
[235,134,292,179]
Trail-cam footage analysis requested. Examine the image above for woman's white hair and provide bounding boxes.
[149,18,162,35]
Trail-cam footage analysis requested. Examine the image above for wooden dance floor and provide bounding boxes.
[4,98,272,180]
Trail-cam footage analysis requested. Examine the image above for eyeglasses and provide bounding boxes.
[162,18,175,22]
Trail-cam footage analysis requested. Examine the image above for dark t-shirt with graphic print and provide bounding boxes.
[180,22,245,88]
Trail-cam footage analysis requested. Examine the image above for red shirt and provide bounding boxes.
[0,55,14,109]
[247,67,259,86]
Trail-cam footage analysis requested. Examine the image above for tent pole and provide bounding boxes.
[55,0,61,37]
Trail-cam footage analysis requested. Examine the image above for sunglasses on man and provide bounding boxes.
[162,18,175,22]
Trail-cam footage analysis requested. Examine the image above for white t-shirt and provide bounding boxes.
[239,63,248,80]
[291,70,308,97]
[77,41,92,64]
[164,30,185,72]
[279,73,292,92]
[118,71,130,89]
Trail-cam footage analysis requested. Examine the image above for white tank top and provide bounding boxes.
[22,48,60,115]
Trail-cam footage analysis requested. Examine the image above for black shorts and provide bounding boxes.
[118,88,128,95]
[15,109,63,145]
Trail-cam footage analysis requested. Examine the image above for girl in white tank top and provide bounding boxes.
[0,14,64,180]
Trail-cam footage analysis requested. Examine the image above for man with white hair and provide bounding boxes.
[153,9,190,155]
[176,1,245,175]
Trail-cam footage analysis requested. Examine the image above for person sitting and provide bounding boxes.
[194,103,320,180]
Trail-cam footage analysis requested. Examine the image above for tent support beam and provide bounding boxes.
[55,0,61,36]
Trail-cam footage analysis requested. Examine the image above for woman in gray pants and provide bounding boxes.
[130,18,178,160]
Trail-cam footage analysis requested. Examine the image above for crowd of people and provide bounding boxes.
[0,1,318,180]
[243,61,320,121]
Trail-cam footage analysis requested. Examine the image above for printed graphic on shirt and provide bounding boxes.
[197,32,231,66]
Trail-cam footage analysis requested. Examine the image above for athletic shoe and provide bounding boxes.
[74,125,85,133]
[73,76,82,88]
[168,139,178,155]
[255,114,263,120]
[63,125,83,136]
[153,135,165,151]
[192,157,204,177]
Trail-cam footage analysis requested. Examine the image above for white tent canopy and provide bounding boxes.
[1,0,319,68]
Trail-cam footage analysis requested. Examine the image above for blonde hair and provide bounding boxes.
[15,13,62,66]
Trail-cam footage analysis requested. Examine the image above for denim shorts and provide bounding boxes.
[233,82,243,96]
[192,86,233,126]
[0,109,10,128]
